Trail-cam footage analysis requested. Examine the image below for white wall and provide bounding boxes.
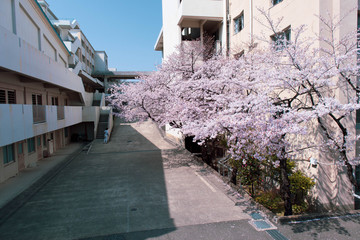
[161,0,224,59]
[43,35,57,61]
[18,2,40,50]
[0,0,14,33]
[94,51,108,72]
[82,106,100,137]
[0,104,82,147]
[0,25,85,103]
[162,0,182,59]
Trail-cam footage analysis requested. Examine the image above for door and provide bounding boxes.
[17,142,25,171]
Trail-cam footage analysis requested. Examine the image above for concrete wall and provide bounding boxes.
[161,0,182,59]
[0,0,14,33]
[0,128,67,183]
[0,104,82,148]
[94,51,108,72]
[0,0,85,102]
[82,106,100,136]
[161,0,225,59]
[5,0,69,66]
[83,91,94,107]
[178,0,223,22]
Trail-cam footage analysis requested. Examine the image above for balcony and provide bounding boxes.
[57,106,65,120]
[33,105,46,123]
[0,25,85,104]
[177,0,223,27]
[0,104,82,147]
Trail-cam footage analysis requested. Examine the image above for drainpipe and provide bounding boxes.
[250,0,253,44]
[200,20,206,48]
[226,0,230,56]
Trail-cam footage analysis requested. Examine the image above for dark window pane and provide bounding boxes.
[7,90,16,104]
[0,90,6,104]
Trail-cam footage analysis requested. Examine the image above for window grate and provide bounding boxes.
[0,90,6,104]
[7,90,16,104]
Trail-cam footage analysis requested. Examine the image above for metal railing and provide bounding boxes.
[217,155,232,178]
[57,106,65,120]
[32,105,46,123]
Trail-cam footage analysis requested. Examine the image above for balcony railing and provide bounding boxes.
[0,104,83,147]
[33,105,46,123]
[178,0,223,25]
[57,106,65,120]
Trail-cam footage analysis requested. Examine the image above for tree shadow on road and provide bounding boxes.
[283,215,360,240]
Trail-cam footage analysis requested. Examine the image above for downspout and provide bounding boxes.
[226,0,230,56]
[250,0,253,44]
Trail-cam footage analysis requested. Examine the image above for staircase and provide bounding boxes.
[92,100,101,106]
[96,114,109,139]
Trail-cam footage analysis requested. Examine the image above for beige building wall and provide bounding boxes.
[228,0,358,210]
[157,0,359,210]
[228,0,352,54]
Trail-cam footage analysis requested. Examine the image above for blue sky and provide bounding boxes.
[46,0,163,71]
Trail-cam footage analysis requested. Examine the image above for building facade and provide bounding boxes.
[155,0,359,211]
[0,0,113,183]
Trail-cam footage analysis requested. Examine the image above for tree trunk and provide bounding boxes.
[230,166,238,185]
[201,141,212,166]
[279,157,293,216]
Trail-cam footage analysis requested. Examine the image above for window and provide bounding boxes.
[51,97,58,106]
[37,136,41,147]
[18,142,23,155]
[0,89,16,104]
[181,28,200,41]
[3,144,15,164]
[28,137,35,153]
[272,0,283,6]
[43,134,46,146]
[234,12,244,34]
[271,27,291,51]
[32,94,42,105]
[65,127,69,138]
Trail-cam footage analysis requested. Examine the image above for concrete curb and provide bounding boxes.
[154,123,183,148]
[277,210,360,224]
[0,142,87,227]
[200,159,360,225]
[190,156,279,222]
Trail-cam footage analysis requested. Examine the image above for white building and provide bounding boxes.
[155,0,225,59]
[155,0,360,211]
[0,0,113,183]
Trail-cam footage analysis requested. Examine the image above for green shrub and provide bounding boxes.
[255,191,283,213]
[292,202,309,215]
[289,170,315,205]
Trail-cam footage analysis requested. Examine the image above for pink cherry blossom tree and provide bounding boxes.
[109,11,360,215]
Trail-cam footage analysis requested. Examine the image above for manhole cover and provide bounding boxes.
[249,220,277,231]
[266,229,288,240]
[250,212,264,220]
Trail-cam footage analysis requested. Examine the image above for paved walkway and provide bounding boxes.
[0,142,85,209]
[0,119,278,239]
